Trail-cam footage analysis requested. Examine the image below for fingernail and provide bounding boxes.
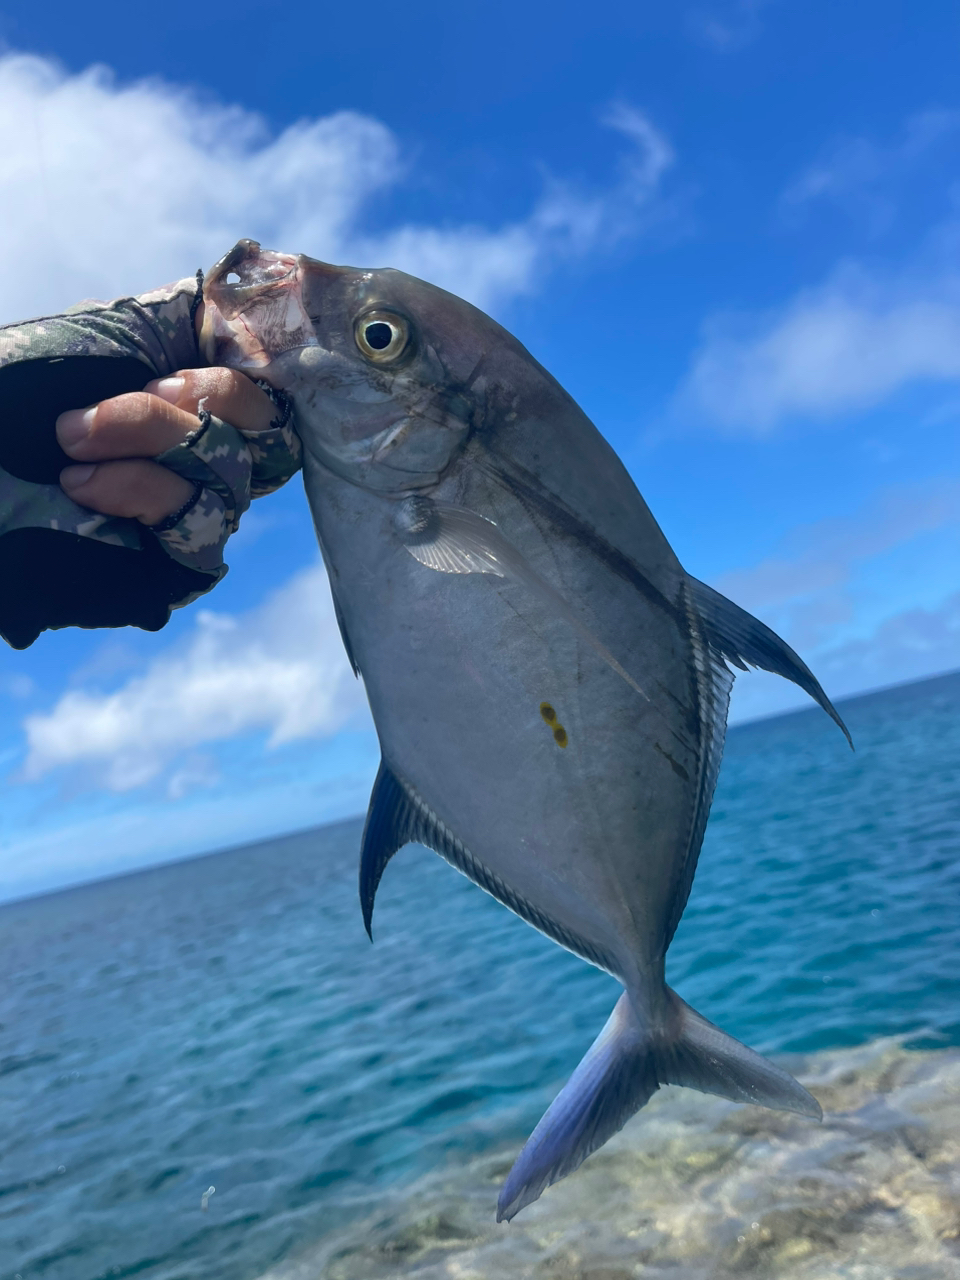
[149,376,185,404]
[60,464,97,490]
[56,406,97,446]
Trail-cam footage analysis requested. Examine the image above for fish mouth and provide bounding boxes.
[200,239,346,369]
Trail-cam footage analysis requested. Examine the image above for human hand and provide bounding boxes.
[56,368,277,525]
[0,268,301,648]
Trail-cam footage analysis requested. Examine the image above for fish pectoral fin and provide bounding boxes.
[395,496,647,698]
[497,987,820,1222]
[688,575,853,747]
[395,496,508,576]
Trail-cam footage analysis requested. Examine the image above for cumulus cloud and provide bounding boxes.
[3,51,679,809]
[22,563,369,791]
[677,108,960,433]
[0,54,397,320]
[678,259,960,432]
[0,52,674,321]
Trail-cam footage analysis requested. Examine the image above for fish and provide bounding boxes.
[200,240,852,1220]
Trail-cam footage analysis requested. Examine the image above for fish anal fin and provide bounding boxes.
[360,762,617,973]
[497,988,820,1222]
[359,762,422,939]
[687,576,852,748]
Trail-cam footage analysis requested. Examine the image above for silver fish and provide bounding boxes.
[202,241,852,1220]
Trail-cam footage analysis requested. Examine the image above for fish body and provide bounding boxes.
[202,242,850,1219]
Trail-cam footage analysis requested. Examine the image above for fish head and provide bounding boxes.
[201,239,532,493]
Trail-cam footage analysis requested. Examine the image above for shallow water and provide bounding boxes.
[0,670,958,1279]
[283,1040,960,1280]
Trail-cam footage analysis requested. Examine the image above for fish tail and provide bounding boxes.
[496,988,820,1222]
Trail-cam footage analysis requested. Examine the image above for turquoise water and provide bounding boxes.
[1,670,958,1279]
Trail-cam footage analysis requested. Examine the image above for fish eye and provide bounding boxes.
[354,311,410,364]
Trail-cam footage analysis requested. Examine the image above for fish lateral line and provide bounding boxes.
[394,496,650,701]
[474,453,683,626]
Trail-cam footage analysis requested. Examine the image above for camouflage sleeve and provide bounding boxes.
[150,391,300,573]
[0,274,301,649]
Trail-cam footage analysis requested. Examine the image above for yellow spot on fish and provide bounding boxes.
[539,702,568,748]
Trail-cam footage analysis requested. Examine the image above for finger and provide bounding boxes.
[144,367,276,433]
[55,369,277,462]
[60,460,196,526]
[57,392,204,461]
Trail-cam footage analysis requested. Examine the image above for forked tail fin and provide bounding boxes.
[497,989,820,1222]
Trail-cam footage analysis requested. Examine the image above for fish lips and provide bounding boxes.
[201,240,358,369]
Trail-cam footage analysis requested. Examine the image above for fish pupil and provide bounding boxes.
[365,322,393,350]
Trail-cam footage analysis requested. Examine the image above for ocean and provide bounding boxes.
[1,669,959,1280]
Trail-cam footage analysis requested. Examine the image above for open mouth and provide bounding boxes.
[200,239,321,369]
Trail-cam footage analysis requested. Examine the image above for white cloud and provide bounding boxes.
[0,52,674,321]
[361,104,677,308]
[22,562,369,790]
[679,259,960,432]
[729,592,960,725]
[814,592,960,693]
[716,478,960,723]
[678,108,960,433]
[715,478,960,615]
[0,760,376,903]
[782,110,960,233]
[0,54,397,321]
[686,0,774,51]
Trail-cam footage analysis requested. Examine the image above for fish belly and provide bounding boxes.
[306,458,703,987]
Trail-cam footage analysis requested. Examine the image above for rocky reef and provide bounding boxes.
[264,1039,960,1279]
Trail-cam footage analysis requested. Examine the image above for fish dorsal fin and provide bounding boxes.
[662,575,851,948]
[359,760,617,972]
[687,576,852,747]
[394,496,647,699]
[662,589,735,949]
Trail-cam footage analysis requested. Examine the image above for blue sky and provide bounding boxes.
[0,0,957,899]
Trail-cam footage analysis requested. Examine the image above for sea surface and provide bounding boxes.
[1,670,959,1280]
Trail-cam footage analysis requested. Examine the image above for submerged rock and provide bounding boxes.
[263,1040,960,1279]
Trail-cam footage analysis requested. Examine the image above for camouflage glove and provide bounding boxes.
[0,275,301,649]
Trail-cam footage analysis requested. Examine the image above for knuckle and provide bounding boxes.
[94,391,159,432]
[184,365,237,404]
[109,460,191,520]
